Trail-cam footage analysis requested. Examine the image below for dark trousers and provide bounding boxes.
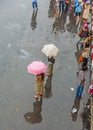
[82,57,88,70]
[65,3,68,11]
[59,1,64,12]
[32,2,38,8]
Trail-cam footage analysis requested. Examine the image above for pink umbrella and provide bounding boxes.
[27,61,47,75]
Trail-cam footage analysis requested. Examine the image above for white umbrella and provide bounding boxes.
[41,44,59,57]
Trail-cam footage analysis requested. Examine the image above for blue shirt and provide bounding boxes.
[75,3,82,13]
[74,0,78,7]
[32,0,37,2]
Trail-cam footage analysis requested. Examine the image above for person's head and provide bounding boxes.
[83,23,88,29]
[82,24,88,31]
[78,0,82,3]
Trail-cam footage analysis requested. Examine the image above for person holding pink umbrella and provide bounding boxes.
[27,61,47,100]
[34,73,45,99]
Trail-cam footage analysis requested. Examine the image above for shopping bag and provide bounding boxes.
[78,55,83,62]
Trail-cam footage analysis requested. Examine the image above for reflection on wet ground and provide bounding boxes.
[80,98,90,130]
[71,96,81,121]
[66,7,78,35]
[48,0,55,18]
[71,96,91,129]
[31,10,38,30]
[44,75,53,98]
[24,96,43,124]
[52,11,67,33]
[0,0,84,129]
[51,7,79,35]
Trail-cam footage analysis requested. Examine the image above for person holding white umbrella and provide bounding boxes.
[41,44,59,76]
[46,56,55,76]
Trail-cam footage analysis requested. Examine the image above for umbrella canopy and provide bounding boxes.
[41,44,59,57]
[27,61,47,75]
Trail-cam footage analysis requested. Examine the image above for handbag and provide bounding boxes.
[78,55,83,62]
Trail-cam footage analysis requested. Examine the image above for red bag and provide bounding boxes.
[78,55,83,62]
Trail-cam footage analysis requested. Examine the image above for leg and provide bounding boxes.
[35,2,38,9]
[78,86,84,97]
[59,1,61,13]
[76,85,80,97]
[32,2,35,11]
[82,58,88,70]
[32,2,34,9]
[34,84,39,99]
[65,3,68,11]
[62,1,64,11]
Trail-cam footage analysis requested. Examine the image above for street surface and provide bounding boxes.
[0,0,85,130]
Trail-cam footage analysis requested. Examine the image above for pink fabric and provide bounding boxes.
[83,24,88,28]
[27,61,47,75]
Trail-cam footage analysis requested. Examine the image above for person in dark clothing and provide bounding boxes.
[65,0,70,11]
[46,56,55,76]
[78,24,89,39]
[82,46,90,71]
[59,0,65,13]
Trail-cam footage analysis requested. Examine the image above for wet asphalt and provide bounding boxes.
[0,0,86,130]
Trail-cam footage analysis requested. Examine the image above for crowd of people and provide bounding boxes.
[25,0,93,127]
[69,0,92,128]
[31,0,92,100]
[34,56,55,100]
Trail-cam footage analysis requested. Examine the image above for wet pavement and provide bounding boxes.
[0,0,86,130]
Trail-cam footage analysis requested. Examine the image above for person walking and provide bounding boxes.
[76,67,85,98]
[65,0,70,11]
[32,0,38,11]
[75,0,83,21]
[34,73,45,99]
[59,0,65,13]
[46,56,55,76]
[82,45,90,70]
